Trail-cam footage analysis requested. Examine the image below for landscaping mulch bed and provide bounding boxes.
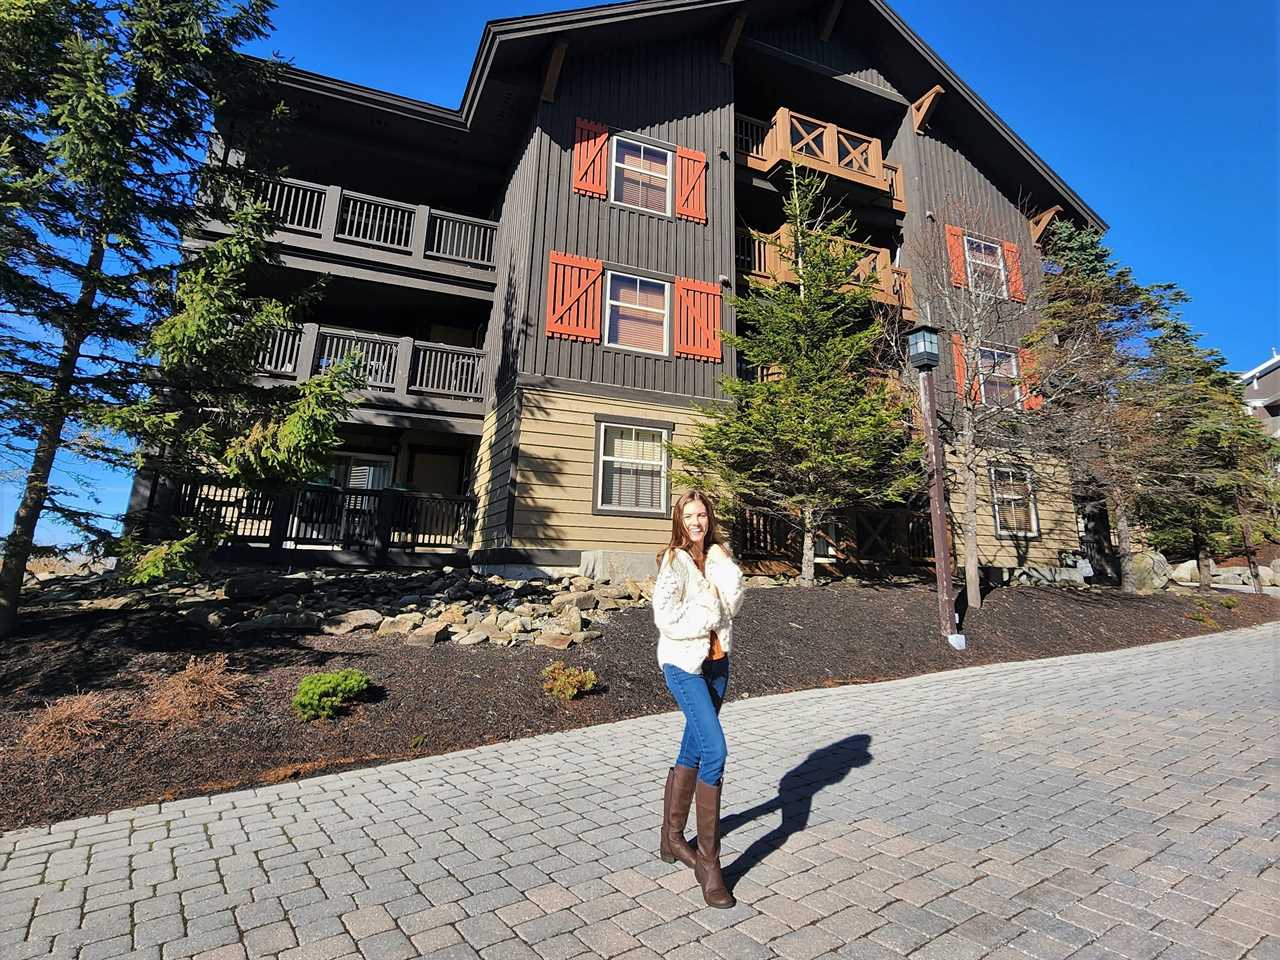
[1,582,1275,831]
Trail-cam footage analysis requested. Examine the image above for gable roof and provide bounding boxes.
[276,0,1105,230]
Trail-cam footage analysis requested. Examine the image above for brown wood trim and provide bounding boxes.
[911,84,945,134]
[720,13,746,64]
[516,373,728,409]
[1029,205,1063,246]
[540,39,568,103]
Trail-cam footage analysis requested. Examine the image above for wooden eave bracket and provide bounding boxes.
[1029,205,1063,245]
[720,13,747,64]
[540,39,568,103]
[911,84,944,134]
[819,0,844,41]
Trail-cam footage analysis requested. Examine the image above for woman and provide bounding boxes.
[652,490,745,909]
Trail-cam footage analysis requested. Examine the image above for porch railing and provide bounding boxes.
[243,175,497,270]
[734,108,902,207]
[169,480,476,553]
[258,322,486,403]
[735,506,935,565]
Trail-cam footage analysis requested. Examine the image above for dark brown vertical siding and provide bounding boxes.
[512,35,735,401]
[743,17,899,95]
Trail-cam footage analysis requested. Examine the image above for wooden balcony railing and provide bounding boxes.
[247,176,497,269]
[167,480,476,554]
[735,227,915,315]
[734,108,904,208]
[255,322,485,402]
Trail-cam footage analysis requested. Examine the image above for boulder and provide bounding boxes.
[570,576,596,592]
[1128,551,1171,594]
[1170,560,1198,583]
[183,604,228,631]
[571,630,604,644]
[622,578,645,601]
[438,603,468,625]
[1272,558,1280,577]
[377,612,425,636]
[596,598,621,612]
[495,610,522,631]
[592,585,631,600]
[322,608,384,635]
[535,631,573,650]
[550,591,597,612]
[406,620,449,647]
[1215,568,1247,586]
[227,610,319,636]
[556,605,584,634]
[513,603,541,617]
[455,629,488,646]
[1257,566,1276,588]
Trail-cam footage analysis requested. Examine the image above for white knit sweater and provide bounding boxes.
[652,544,746,675]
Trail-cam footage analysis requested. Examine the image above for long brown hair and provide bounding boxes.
[658,490,727,573]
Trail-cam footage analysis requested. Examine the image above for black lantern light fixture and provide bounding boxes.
[907,322,940,371]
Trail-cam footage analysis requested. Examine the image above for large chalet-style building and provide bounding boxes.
[132,0,1107,581]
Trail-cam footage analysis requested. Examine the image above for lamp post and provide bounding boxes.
[907,322,965,650]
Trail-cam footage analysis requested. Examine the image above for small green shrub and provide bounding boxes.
[1219,596,1240,609]
[292,669,371,721]
[120,515,226,585]
[542,661,598,702]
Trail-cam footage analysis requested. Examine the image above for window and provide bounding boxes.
[605,271,669,354]
[964,235,1008,298]
[978,347,1021,407]
[596,422,669,514]
[611,137,671,215]
[991,467,1039,537]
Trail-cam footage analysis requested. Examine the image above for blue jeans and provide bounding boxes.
[663,657,730,786]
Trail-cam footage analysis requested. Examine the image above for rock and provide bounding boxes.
[1215,568,1247,586]
[224,574,300,601]
[535,631,573,650]
[746,576,779,588]
[1272,559,1280,577]
[550,591,597,612]
[322,608,384,635]
[571,630,604,644]
[183,604,227,631]
[1170,560,1198,583]
[515,632,537,645]
[556,605,584,634]
[438,603,468,625]
[487,631,514,647]
[406,620,449,647]
[445,583,472,601]
[1257,566,1276,587]
[570,576,596,592]
[592,585,630,600]
[513,603,540,617]
[1128,551,1171,593]
[456,629,488,646]
[227,611,319,636]
[622,578,645,601]
[377,612,425,636]
[495,610,522,630]
[596,597,621,611]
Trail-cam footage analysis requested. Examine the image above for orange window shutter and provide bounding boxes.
[674,277,722,360]
[675,147,708,224]
[545,251,604,342]
[572,118,609,198]
[945,224,967,288]
[1003,240,1026,302]
[951,332,979,402]
[1018,348,1043,410]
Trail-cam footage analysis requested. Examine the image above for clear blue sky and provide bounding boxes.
[6,0,1277,546]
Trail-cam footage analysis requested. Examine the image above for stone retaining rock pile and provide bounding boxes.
[1170,557,1280,589]
[21,566,657,651]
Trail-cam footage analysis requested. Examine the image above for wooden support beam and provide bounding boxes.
[1029,205,1063,245]
[540,39,568,103]
[720,13,747,64]
[911,84,945,134]
[819,0,844,41]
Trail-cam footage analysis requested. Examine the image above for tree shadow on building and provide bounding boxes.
[721,733,873,887]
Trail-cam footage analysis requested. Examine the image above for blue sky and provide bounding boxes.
[6,0,1277,545]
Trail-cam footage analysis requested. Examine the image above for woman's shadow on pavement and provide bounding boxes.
[721,733,873,887]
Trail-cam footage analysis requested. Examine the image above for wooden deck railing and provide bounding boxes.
[734,108,904,208]
[736,506,935,565]
[255,322,485,402]
[734,227,915,314]
[246,175,497,269]
[168,480,476,554]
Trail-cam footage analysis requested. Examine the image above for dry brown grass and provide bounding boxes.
[134,655,252,726]
[20,692,119,756]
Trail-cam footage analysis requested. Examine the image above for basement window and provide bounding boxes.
[596,421,669,516]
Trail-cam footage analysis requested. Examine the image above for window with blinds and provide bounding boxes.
[605,272,669,354]
[991,467,1039,537]
[964,235,1008,298]
[978,347,1021,407]
[597,423,668,514]
[610,137,671,215]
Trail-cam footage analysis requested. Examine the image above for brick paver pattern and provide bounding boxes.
[2,623,1277,960]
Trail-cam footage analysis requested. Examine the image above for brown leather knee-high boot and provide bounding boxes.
[693,779,736,908]
[659,766,697,867]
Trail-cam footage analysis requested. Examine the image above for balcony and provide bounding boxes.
[735,109,907,213]
[734,227,915,316]
[211,177,499,290]
[256,322,486,416]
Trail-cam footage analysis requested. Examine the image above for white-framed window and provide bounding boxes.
[991,466,1039,537]
[605,271,669,354]
[596,422,669,515]
[610,137,671,215]
[964,235,1008,298]
[978,347,1021,407]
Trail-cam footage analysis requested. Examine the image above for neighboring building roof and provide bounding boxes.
[273,0,1106,229]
